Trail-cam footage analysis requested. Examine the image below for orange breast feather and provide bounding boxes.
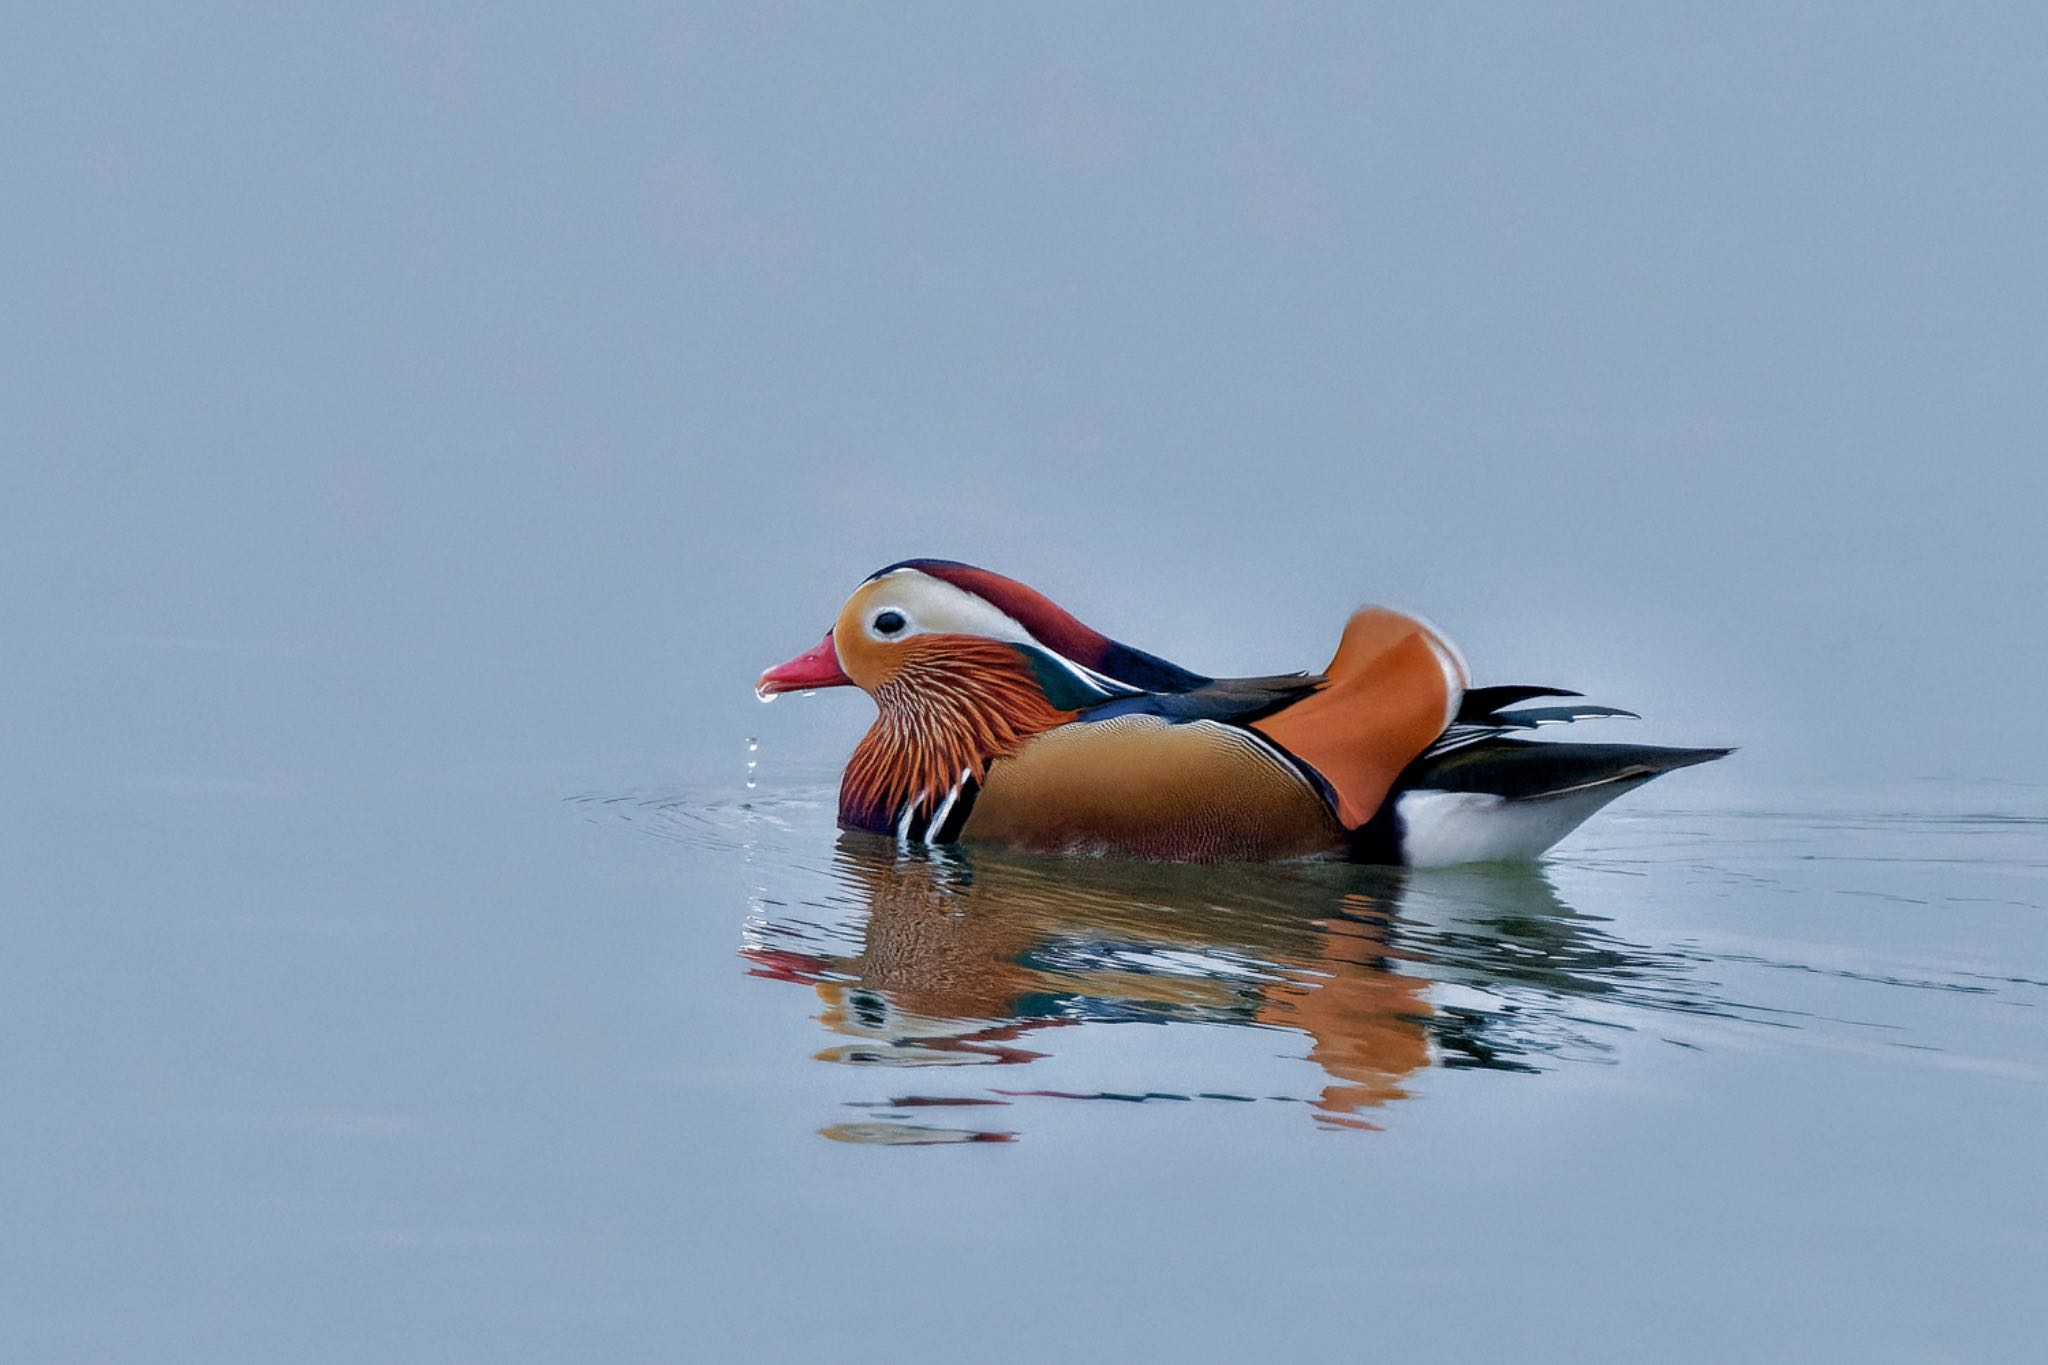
[1252,608,1466,829]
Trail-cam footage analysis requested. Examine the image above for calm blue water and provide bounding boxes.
[11,748,2043,1362]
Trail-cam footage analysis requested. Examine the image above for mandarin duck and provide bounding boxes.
[756,560,1727,866]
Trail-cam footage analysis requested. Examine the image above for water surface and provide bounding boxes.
[9,761,2045,1363]
[583,776,2048,1149]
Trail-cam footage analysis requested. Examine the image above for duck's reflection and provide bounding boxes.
[743,835,1728,1143]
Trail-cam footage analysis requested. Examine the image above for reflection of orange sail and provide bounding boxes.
[1255,899,1433,1128]
[746,841,1442,1134]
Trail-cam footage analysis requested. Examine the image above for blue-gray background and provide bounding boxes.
[6,5,2045,1363]
[9,3,2043,791]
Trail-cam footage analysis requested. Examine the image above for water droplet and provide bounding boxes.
[755,686,779,703]
[746,738,758,752]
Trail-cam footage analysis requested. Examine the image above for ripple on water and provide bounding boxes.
[571,780,2048,1143]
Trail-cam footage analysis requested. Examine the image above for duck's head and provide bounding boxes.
[757,559,1210,706]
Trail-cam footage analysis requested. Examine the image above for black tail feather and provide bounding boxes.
[1406,739,1732,801]
[1456,685,1582,722]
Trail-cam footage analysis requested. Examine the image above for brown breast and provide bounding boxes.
[960,715,1345,862]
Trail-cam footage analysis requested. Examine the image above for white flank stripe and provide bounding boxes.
[1069,658,1141,696]
[1041,649,1129,699]
[926,774,967,841]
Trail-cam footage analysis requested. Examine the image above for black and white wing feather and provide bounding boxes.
[1426,685,1641,757]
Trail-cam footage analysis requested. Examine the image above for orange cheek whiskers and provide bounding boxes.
[840,640,1076,834]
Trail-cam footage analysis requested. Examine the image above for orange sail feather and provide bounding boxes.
[1252,608,1466,829]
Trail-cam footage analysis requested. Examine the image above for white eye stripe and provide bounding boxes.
[857,571,1133,688]
[862,570,1038,645]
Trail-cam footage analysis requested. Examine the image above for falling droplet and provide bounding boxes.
[746,738,758,752]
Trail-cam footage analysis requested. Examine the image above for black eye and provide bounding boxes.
[873,610,906,636]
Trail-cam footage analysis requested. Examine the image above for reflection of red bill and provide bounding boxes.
[739,947,827,984]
